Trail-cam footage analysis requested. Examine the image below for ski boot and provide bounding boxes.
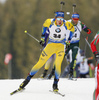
[53,84,59,92]
[19,79,30,89]
[10,74,33,95]
[53,78,59,92]
[19,75,33,90]
[40,69,48,78]
[68,71,73,80]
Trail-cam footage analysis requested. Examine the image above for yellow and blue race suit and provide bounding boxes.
[28,18,74,81]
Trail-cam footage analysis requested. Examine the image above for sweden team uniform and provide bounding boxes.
[29,18,74,80]
[17,11,75,92]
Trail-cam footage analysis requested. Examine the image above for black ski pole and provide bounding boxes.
[60,1,65,10]
[72,4,76,13]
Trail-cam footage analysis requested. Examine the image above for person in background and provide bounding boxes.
[79,56,93,78]
[65,12,92,80]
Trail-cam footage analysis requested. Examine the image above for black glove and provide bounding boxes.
[95,54,99,60]
[39,34,45,47]
[94,51,99,62]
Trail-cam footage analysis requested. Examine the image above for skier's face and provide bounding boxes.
[56,17,64,25]
[72,18,79,25]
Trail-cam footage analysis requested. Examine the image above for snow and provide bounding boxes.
[0,78,95,100]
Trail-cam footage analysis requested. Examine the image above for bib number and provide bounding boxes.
[53,34,61,38]
[73,33,77,38]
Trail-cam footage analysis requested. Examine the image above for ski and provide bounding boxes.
[37,78,53,80]
[49,90,65,97]
[68,78,77,81]
[37,78,48,80]
[10,88,25,95]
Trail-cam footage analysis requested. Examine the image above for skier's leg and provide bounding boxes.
[19,44,54,89]
[61,64,70,78]
[47,54,56,79]
[69,46,78,79]
[41,55,54,78]
[53,50,65,91]
[48,65,55,79]
[75,64,80,78]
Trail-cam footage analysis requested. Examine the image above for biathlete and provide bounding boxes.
[15,11,74,92]
[90,31,99,100]
[65,12,92,79]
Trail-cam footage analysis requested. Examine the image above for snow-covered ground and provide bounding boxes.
[0,78,95,100]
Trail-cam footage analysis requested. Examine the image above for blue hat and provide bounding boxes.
[72,14,79,18]
[55,11,64,18]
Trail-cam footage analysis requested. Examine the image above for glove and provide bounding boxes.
[87,29,91,34]
[93,51,99,62]
[66,41,70,49]
[39,35,45,47]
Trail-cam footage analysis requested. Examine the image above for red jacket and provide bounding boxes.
[90,31,99,54]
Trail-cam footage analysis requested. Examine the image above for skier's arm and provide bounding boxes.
[42,19,52,35]
[90,33,99,53]
[81,22,92,34]
[64,21,74,50]
[65,21,74,40]
[90,39,97,53]
[40,19,51,47]
[65,21,75,33]
[90,33,99,61]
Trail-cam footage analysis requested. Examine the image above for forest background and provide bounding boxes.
[0,0,99,79]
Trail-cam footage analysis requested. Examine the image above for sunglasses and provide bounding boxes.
[72,18,79,20]
[56,18,64,21]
